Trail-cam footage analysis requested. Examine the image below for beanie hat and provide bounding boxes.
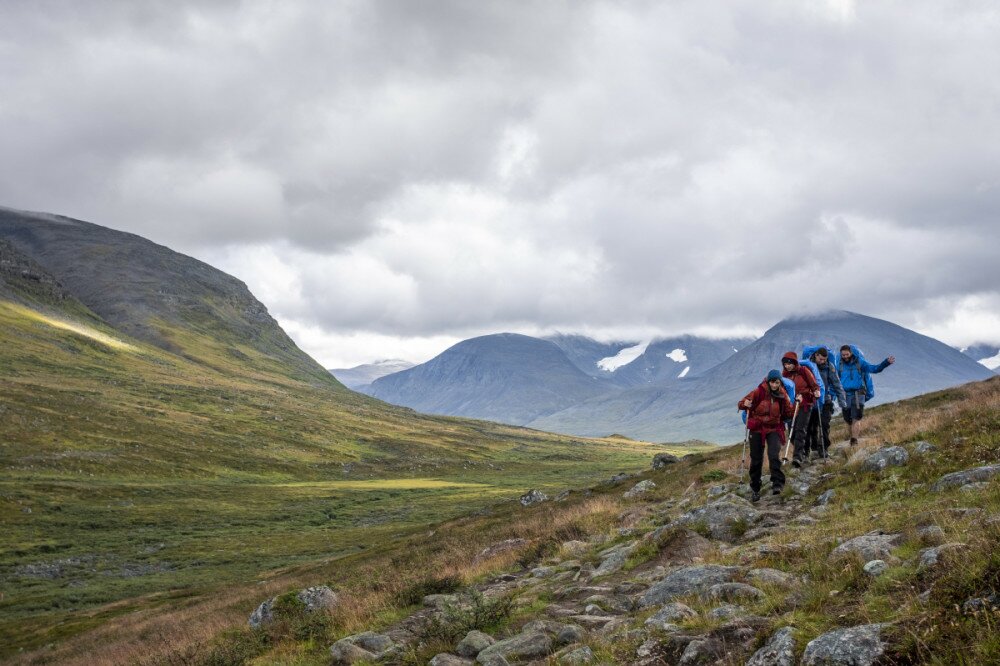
[767,369,781,381]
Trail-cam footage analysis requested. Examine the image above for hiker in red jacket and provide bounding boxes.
[739,370,794,502]
[781,351,821,468]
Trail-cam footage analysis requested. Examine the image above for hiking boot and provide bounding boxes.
[850,438,858,447]
[750,490,761,503]
[792,458,802,469]
[772,486,783,495]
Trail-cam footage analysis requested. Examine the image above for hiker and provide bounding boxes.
[837,344,895,446]
[781,351,821,467]
[739,370,794,502]
[802,345,847,459]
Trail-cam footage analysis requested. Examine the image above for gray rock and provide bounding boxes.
[747,568,799,589]
[624,479,657,499]
[863,560,888,576]
[917,525,946,545]
[707,603,745,619]
[430,655,474,666]
[350,631,394,654]
[917,543,967,571]
[477,655,511,666]
[520,489,549,506]
[746,626,796,666]
[963,594,1000,614]
[606,472,635,485]
[816,489,837,506]
[249,585,339,628]
[829,533,904,564]
[593,545,633,577]
[861,446,909,472]
[960,482,989,493]
[532,566,557,578]
[673,502,761,543]
[558,645,595,664]
[248,598,274,628]
[424,593,460,608]
[912,440,936,454]
[678,638,713,666]
[802,623,886,665]
[329,639,376,664]
[456,630,496,658]
[932,465,1000,492]
[561,540,589,557]
[555,624,586,646]
[703,582,765,602]
[644,601,697,628]
[567,614,615,630]
[638,565,741,608]
[652,453,680,469]
[707,484,733,498]
[477,632,552,663]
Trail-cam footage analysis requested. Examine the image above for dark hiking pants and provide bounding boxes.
[749,430,784,493]
[791,407,811,463]
[806,402,834,456]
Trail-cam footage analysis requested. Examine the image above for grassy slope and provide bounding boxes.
[18,375,994,666]
[0,298,706,657]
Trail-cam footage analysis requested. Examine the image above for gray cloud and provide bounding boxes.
[2,0,999,365]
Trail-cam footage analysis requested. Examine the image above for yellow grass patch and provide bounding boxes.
[6,301,138,352]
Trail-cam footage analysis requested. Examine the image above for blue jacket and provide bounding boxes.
[836,345,890,400]
[802,345,847,408]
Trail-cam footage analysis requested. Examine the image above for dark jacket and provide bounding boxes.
[781,351,820,410]
[739,379,794,440]
[803,345,847,408]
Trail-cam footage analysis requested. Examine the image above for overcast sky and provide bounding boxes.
[2,0,999,367]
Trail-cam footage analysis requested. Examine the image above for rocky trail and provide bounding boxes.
[249,439,1000,666]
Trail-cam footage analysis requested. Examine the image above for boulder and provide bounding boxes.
[747,568,799,589]
[424,593,460,609]
[624,480,657,499]
[638,564,741,608]
[477,632,552,663]
[917,543,967,571]
[249,585,339,628]
[863,560,888,576]
[703,582,765,603]
[520,490,549,506]
[707,603,745,619]
[673,502,761,543]
[555,624,586,646]
[816,489,837,506]
[828,533,904,564]
[329,639,377,664]
[644,602,697,628]
[916,525,946,545]
[860,446,909,472]
[960,482,989,493]
[932,465,1000,492]
[456,630,496,658]
[912,440,936,454]
[963,594,1000,614]
[653,453,680,469]
[593,545,633,577]
[801,624,886,665]
[430,655,474,666]
[746,626,796,666]
[558,646,595,664]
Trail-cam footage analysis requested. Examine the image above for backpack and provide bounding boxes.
[836,344,875,400]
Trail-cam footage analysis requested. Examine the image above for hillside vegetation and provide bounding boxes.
[8,376,998,665]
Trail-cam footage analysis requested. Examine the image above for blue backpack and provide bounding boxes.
[741,377,795,424]
[836,344,876,400]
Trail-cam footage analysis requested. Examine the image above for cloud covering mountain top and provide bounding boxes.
[2,1,999,366]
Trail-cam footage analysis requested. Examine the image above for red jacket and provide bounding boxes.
[739,380,794,439]
[781,351,820,410]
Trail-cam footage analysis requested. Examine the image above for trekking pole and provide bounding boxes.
[739,413,750,483]
[820,403,828,462]
[781,401,800,463]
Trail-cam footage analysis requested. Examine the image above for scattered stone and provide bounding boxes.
[606,472,635,485]
[678,638,712,666]
[707,484,733,498]
[917,525,946,545]
[960,482,989,493]
[963,595,1000,614]
[917,543,967,571]
[456,630,496,658]
[704,582,765,603]
[816,489,837,506]
[747,568,799,589]
[653,453,680,469]
[477,655,511,666]
[707,603,745,619]
[476,632,552,663]
[801,623,886,666]
[912,440,936,454]
[638,564,741,608]
[558,646,595,664]
[554,491,572,502]
[860,446,909,472]
[520,490,549,506]
[249,585,339,628]
[863,560,889,576]
[624,479,657,499]
[329,639,377,664]
[593,544,633,577]
[932,465,1000,492]
[746,626,796,666]
[430,655,473,666]
[424,594,460,609]
[555,624,586,646]
[673,501,761,543]
[474,539,527,563]
[567,615,616,630]
[828,533,903,564]
[644,602,697,628]
[532,566,557,578]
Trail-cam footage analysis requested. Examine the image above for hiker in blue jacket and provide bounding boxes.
[803,346,847,458]
[838,344,895,446]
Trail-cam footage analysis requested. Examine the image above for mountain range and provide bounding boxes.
[365,311,995,443]
[329,359,415,389]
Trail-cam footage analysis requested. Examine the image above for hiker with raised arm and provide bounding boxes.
[739,370,794,502]
[803,345,847,459]
[781,351,821,468]
[837,344,895,446]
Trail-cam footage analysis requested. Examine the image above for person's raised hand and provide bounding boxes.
[887,355,895,364]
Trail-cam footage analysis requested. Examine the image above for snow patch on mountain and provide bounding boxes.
[678,366,690,378]
[980,352,1000,371]
[597,342,649,372]
[665,348,688,363]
